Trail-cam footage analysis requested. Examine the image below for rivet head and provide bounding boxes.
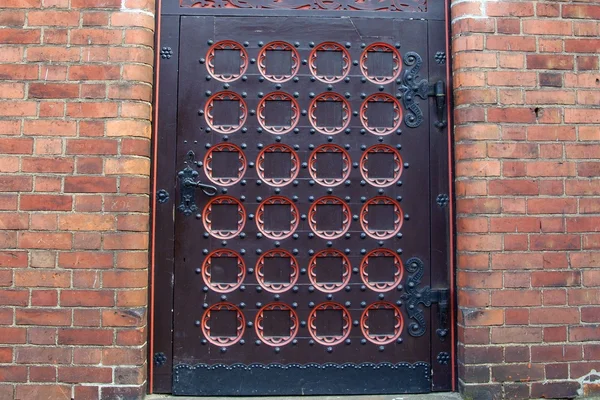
[195,320,201,326]
[327,347,333,353]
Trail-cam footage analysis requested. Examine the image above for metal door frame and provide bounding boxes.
[148,0,455,394]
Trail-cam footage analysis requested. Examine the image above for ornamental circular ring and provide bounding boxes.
[256,143,300,187]
[255,249,299,293]
[359,42,402,85]
[307,302,352,346]
[360,196,403,240]
[308,92,352,135]
[255,302,299,347]
[359,248,404,293]
[309,42,351,84]
[204,91,247,134]
[308,249,352,293]
[360,301,404,345]
[308,144,351,187]
[308,196,352,240]
[359,93,403,136]
[202,195,246,239]
[255,196,299,240]
[203,143,247,187]
[257,41,300,83]
[256,91,300,135]
[201,249,246,293]
[201,302,246,347]
[205,40,249,82]
[359,144,403,187]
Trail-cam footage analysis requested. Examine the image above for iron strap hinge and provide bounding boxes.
[430,288,450,341]
[427,80,447,130]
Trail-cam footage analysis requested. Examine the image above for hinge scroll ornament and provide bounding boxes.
[400,257,449,339]
[399,51,447,129]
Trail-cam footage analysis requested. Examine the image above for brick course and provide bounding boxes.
[0,0,154,397]
[452,0,600,398]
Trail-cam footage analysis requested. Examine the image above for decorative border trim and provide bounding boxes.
[173,361,431,395]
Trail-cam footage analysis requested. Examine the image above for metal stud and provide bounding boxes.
[327,347,333,353]
[276,84,282,90]
[195,320,201,327]
[250,58,256,64]
[199,58,205,64]
[309,42,315,47]
[203,286,209,292]
[255,340,261,345]
[378,346,385,352]
[344,77,350,83]
[293,77,299,82]
[259,76,264,82]
[247,267,253,274]
[353,60,359,66]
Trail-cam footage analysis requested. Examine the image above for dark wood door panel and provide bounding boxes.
[155,13,451,396]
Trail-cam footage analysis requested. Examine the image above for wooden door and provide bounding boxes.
[153,4,452,396]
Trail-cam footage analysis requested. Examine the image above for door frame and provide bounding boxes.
[148,0,456,394]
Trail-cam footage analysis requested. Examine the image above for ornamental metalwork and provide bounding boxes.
[359,249,404,292]
[202,195,246,239]
[182,0,427,12]
[257,41,300,83]
[308,144,351,187]
[360,301,404,345]
[359,144,403,187]
[255,196,299,240]
[359,93,403,135]
[203,143,247,186]
[308,92,351,135]
[360,196,403,240]
[204,91,247,134]
[308,42,351,83]
[205,40,249,82]
[255,302,299,347]
[307,302,352,346]
[308,196,352,240]
[201,302,246,346]
[359,42,402,84]
[308,249,352,293]
[201,249,246,293]
[256,144,300,187]
[257,91,300,134]
[255,249,299,293]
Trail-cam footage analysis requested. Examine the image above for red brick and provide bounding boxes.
[570,326,600,342]
[18,232,72,250]
[58,366,112,383]
[64,177,118,193]
[492,290,541,307]
[20,194,72,211]
[563,4,600,19]
[57,329,113,345]
[16,347,70,364]
[61,290,115,307]
[28,83,79,99]
[14,270,70,288]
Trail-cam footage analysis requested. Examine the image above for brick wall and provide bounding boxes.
[0,0,154,397]
[452,0,600,398]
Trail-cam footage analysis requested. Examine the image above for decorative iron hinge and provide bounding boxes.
[399,51,447,130]
[177,151,218,216]
[400,258,450,340]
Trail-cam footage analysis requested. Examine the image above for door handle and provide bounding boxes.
[177,151,218,216]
